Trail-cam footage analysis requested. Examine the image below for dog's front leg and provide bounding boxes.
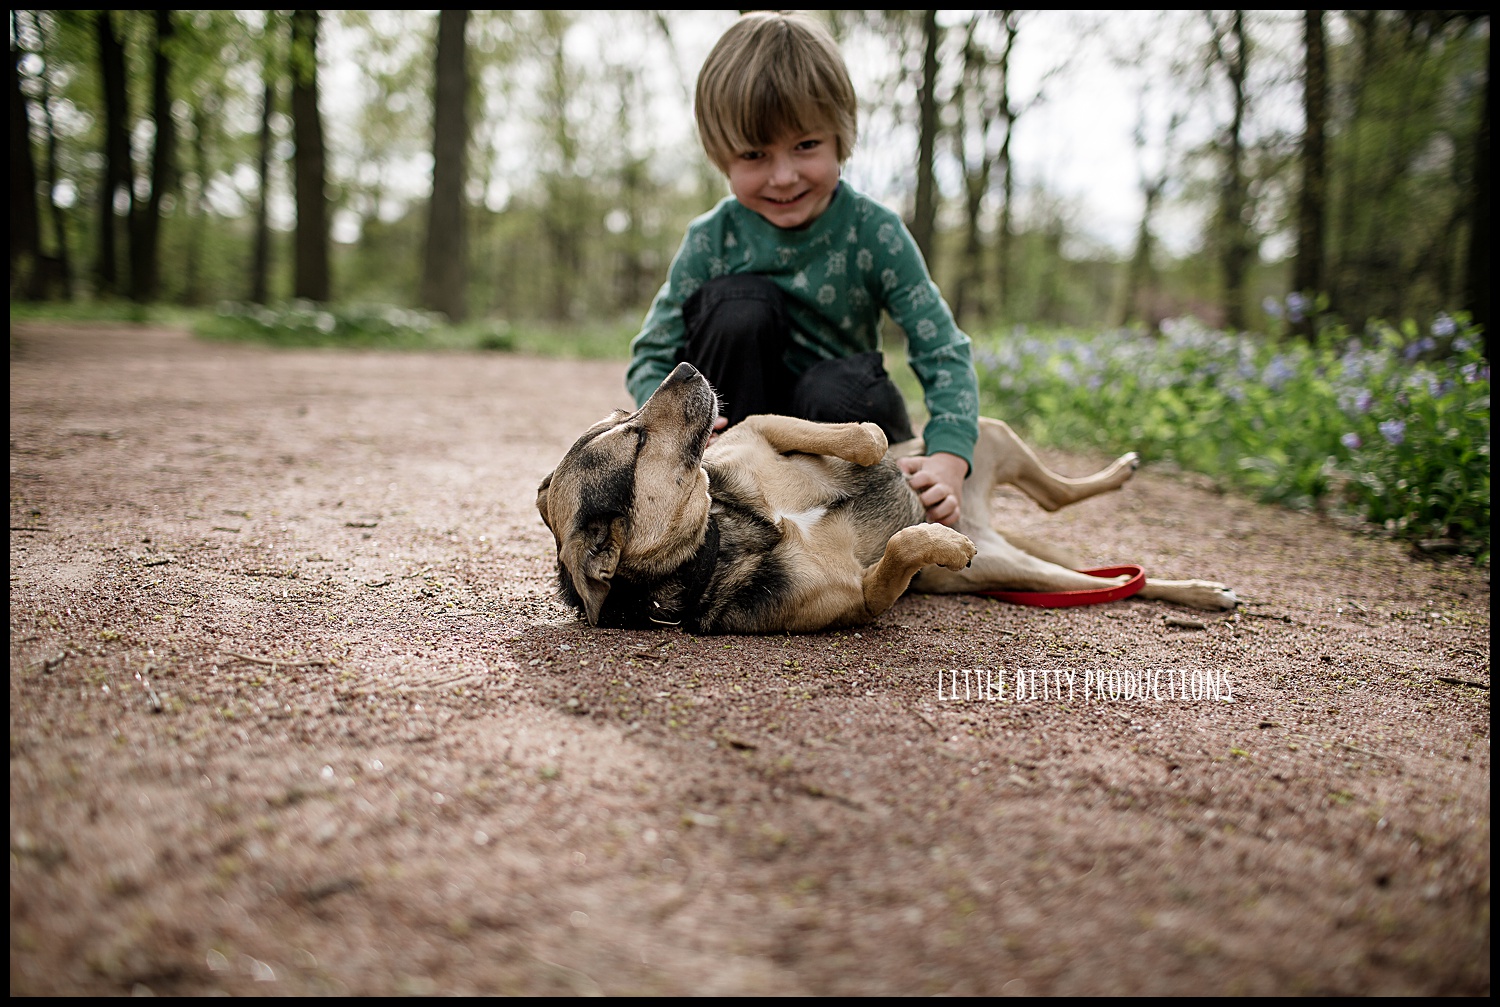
[738,415,888,466]
[858,524,977,620]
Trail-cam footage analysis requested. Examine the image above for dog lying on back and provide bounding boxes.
[536,363,1237,634]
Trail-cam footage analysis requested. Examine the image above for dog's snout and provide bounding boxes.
[666,362,702,385]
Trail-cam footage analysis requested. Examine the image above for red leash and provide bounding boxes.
[976,565,1146,608]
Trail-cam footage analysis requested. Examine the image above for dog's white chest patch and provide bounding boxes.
[775,505,828,536]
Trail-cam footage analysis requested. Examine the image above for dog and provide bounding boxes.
[536,362,1238,634]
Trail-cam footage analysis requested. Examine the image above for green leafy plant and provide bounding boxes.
[973,313,1489,561]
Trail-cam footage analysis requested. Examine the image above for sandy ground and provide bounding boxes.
[8,321,1490,995]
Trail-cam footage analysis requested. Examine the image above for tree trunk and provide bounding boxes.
[29,12,71,299]
[250,47,275,305]
[94,10,132,297]
[182,100,210,305]
[9,15,41,297]
[1463,36,1489,357]
[994,11,1018,318]
[1213,11,1251,332]
[420,10,470,323]
[290,9,330,303]
[130,9,174,303]
[951,15,994,326]
[1118,180,1163,330]
[1329,11,1376,325]
[909,9,939,265]
[1291,9,1327,337]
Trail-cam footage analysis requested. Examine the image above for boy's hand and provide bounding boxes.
[898,452,967,527]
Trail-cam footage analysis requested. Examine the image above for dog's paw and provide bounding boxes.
[1181,581,1239,611]
[851,422,889,466]
[900,523,976,571]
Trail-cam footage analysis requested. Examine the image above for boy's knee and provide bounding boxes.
[683,274,787,352]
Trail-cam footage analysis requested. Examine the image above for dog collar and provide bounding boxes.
[650,519,721,626]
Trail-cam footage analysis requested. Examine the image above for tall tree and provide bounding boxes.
[27,11,72,298]
[1291,9,1327,337]
[992,11,1021,319]
[250,39,276,305]
[420,9,470,322]
[129,9,175,302]
[9,11,41,297]
[1117,94,1184,331]
[1206,10,1252,332]
[950,13,998,325]
[290,9,330,302]
[538,9,585,321]
[908,9,940,265]
[94,10,132,297]
[1461,18,1489,357]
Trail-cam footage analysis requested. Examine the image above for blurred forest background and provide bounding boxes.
[8,10,1491,346]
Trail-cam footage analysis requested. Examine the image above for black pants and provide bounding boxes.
[679,274,915,443]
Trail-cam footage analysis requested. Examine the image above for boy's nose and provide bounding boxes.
[768,153,798,185]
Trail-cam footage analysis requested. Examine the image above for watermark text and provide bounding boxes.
[937,667,1234,703]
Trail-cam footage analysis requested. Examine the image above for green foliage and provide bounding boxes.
[200,301,461,348]
[195,300,634,359]
[973,314,1490,560]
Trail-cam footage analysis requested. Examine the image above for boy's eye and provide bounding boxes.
[738,150,764,161]
[795,138,822,151]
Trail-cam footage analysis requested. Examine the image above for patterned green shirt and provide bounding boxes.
[625,181,980,467]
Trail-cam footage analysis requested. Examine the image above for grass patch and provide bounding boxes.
[12,298,635,360]
[198,301,635,358]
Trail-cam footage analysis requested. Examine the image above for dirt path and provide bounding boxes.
[9,321,1490,995]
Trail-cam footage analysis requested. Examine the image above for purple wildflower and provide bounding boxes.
[1341,432,1362,451]
[1379,419,1406,445]
[1286,292,1307,323]
[1263,355,1295,391]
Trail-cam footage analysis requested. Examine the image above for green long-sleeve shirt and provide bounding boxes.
[625,181,980,467]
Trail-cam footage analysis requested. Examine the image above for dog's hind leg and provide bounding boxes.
[912,528,1133,596]
[969,418,1139,513]
[1136,578,1239,611]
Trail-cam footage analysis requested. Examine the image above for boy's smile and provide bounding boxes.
[727,132,841,230]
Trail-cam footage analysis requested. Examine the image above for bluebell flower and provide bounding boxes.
[1404,336,1437,361]
[1432,314,1456,338]
[1263,297,1283,318]
[1341,432,1362,451]
[1263,355,1295,391]
[1379,419,1406,445]
[1286,292,1307,323]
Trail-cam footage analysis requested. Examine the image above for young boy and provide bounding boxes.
[625,10,979,527]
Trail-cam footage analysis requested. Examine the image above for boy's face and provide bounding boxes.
[726,131,840,230]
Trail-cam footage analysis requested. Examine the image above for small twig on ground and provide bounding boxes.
[1437,675,1489,690]
[909,705,940,734]
[220,652,329,669]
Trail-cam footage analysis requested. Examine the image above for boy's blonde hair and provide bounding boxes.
[694,11,858,173]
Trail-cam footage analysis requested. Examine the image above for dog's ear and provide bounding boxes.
[536,471,556,535]
[559,516,626,626]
